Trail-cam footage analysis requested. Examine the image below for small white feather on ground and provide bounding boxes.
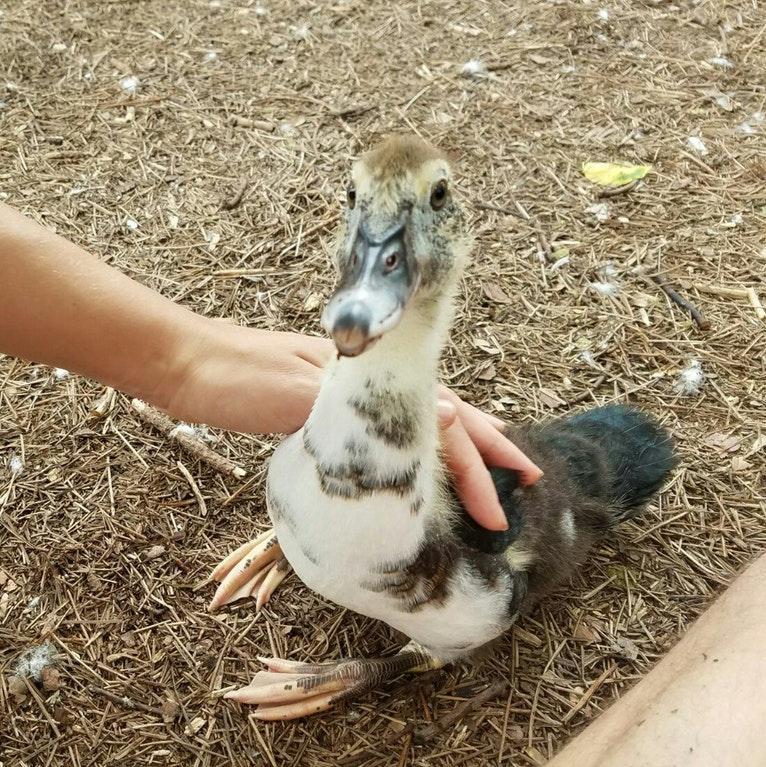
[674,359,705,396]
[14,642,57,682]
[461,59,489,78]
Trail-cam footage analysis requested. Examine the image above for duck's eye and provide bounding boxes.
[347,185,356,209]
[384,253,398,270]
[430,179,448,210]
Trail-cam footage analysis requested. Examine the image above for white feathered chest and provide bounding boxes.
[265,345,516,660]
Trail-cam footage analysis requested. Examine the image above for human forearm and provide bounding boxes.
[0,202,201,407]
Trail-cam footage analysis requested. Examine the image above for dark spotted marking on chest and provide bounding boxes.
[363,539,457,611]
[303,425,419,500]
[363,522,518,615]
[348,383,420,449]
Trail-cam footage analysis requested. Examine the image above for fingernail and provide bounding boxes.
[437,399,456,426]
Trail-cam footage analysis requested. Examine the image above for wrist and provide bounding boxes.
[141,310,218,418]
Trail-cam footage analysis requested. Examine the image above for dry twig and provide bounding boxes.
[131,399,246,478]
[413,681,509,743]
[221,177,250,211]
[647,274,711,330]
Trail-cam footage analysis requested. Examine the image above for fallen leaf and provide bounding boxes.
[687,136,708,155]
[630,291,658,308]
[482,282,513,305]
[144,545,166,560]
[525,746,547,765]
[573,622,599,643]
[477,362,497,381]
[303,292,323,312]
[703,432,742,453]
[538,387,566,408]
[8,675,27,703]
[41,667,61,692]
[184,715,207,736]
[586,202,610,222]
[731,456,751,473]
[747,434,766,456]
[582,161,651,186]
[703,88,736,112]
[612,636,639,661]
[162,699,180,723]
[53,704,73,726]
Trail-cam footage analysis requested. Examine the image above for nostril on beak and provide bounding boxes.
[331,301,372,356]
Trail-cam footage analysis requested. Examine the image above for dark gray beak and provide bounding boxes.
[322,214,420,356]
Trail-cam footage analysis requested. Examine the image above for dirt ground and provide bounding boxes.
[1,0,765,765]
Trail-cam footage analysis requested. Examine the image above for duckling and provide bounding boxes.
[209,135,675,720]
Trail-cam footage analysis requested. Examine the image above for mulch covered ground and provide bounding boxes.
[1,0,765,764]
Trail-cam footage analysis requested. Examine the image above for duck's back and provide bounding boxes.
[454,405,675,611]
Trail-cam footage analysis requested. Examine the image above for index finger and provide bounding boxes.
[441,413,509,531]
[454,399,544,486]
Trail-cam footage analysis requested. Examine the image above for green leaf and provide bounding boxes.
[581,161,652,186]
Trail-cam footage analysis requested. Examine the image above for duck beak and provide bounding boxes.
[322,214,420,357]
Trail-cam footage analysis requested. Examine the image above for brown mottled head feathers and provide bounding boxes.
[361,135,449,179]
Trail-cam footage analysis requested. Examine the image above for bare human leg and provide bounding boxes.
[547,553,766,767]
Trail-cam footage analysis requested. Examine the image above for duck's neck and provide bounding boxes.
[304,294,455,529]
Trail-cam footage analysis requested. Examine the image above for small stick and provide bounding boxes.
[91,686,164,717]
[561,663,617,724]
[692,283,765,320]
[229,115,274,131]
[648,274,710,330]
[131,399,246,479]
[22,676,61,737]
[598,179,640,198]
[513,626,544,648]
[413,680,508,744]
[474,201,518,217]
[176,461,208,515]
[90,387,116,418]
[221,177,249,211]
[473,200,554,261]
[748,288,766,320]
[566,374,607,407]
[533,220,553,262]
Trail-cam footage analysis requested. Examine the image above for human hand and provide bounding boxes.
[437,387,543,531]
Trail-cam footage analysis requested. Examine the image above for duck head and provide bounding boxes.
[323,135,471,357]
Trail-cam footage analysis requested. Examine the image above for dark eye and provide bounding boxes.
[385,253,398,269]
[430,180,448,210]
[347,185,356,209]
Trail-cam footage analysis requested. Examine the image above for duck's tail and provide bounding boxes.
[541,404,676,523]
